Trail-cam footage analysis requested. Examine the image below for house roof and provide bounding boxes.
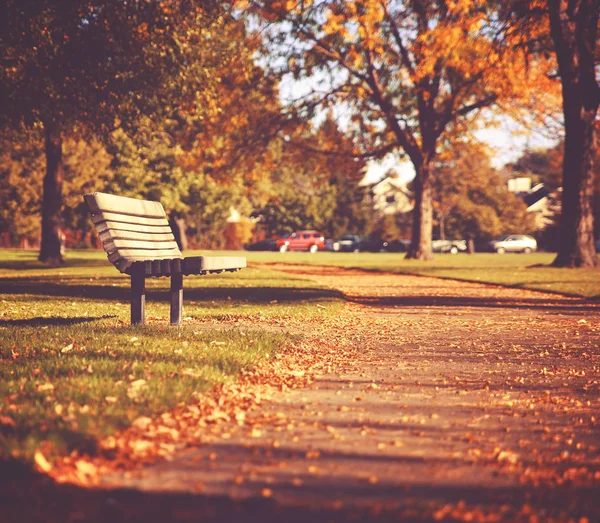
[522,184,550,207]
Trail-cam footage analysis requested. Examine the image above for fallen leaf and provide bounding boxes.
[34,451,52,473]
[75,460,97,476]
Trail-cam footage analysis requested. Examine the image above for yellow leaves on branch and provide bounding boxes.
[323,0,385,45]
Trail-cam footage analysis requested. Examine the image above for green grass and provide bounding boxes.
[0,249,343,462]
[236,250,600,299]
[2,246,597,463]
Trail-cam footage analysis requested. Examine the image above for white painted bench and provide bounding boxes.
[84,192,246,325]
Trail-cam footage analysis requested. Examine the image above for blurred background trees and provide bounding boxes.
[0,1,597,263]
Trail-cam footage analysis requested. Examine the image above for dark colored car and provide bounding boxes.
[245,233,291,251]
[359,235,390,252]
[333,234,362,252]
[432,239,467,254]
[387,239,411,252]
[244,239,278,251]
[276,230,326,253]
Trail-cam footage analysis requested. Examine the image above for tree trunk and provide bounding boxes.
[549,0,600,267]
[38,122,65,264]
[467,238,475,254]
[169,215,189,251]
[437,211,446,241]
[406,162,434,261]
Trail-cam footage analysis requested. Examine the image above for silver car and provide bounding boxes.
[489,234,537,254]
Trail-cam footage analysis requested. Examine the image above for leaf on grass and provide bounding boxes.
[34,451,52,473]
[130,440,155,455]
[75,460,97,476]
[61,343,74,353]
[132,416,152,431]
[127,379,147,399]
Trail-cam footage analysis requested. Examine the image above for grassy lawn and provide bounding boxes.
[238,250,600,299]
[1,247,597,464]
[0,250,343,464]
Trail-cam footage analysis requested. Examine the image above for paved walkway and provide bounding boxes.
[98,266,600,522]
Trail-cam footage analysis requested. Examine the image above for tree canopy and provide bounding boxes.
[248,0,559,260]
[0,0,223,262]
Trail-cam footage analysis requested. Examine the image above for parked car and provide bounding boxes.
[333,234,362,252]
[489,234,537,254]
[432,239,467,254]
[276,230,326,253]
[245,233,291,251]
[244,238,278,251]
[359,235,390,252]
[387,239,411,252]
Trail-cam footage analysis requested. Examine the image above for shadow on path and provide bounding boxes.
[1,459,596,523]
[347,294,598,312]
[0,462,597,523]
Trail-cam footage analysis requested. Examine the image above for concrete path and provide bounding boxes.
[99,266,600,522]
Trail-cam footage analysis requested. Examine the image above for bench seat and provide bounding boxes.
[84,192,246,325]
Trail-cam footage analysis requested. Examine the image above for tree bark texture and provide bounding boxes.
[38,123,65,264]
[406,163,434,261]
[548,0,600,267]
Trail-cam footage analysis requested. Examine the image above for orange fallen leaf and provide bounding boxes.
[34,451,52,473]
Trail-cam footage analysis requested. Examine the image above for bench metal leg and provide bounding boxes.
[131,269,146,325]
[170,273,183,325]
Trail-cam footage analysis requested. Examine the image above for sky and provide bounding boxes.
[363,127,558,185]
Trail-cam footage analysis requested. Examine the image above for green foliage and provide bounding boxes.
[0,129,44,242]
[433,142,536,241]
[253,117,372,239]
[509,146,563,190]
[0,128,113,244]
[0,0,221,135]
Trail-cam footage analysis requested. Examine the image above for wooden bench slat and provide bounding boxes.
[85,192,247,324]
[94,220,173,236]
[92,213,170,228]
[182,256,247,274]
[103,238,180,252]
[85,193,166,219]
[108,249,182,264]
[98,229,176,243]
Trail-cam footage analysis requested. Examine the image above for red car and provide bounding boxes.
[276,230,325,253]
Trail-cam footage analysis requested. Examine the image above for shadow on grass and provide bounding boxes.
[1,453,596,523]
[0,315,116,327]
[0,258,111,271]
[0,278,344,304]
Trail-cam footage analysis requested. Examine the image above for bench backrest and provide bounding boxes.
[84,192,182,273]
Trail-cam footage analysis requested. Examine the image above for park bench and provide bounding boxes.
[84,192,246,326]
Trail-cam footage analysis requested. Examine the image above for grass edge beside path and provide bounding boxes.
[0,251,344,467]
[239,251,600,299]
